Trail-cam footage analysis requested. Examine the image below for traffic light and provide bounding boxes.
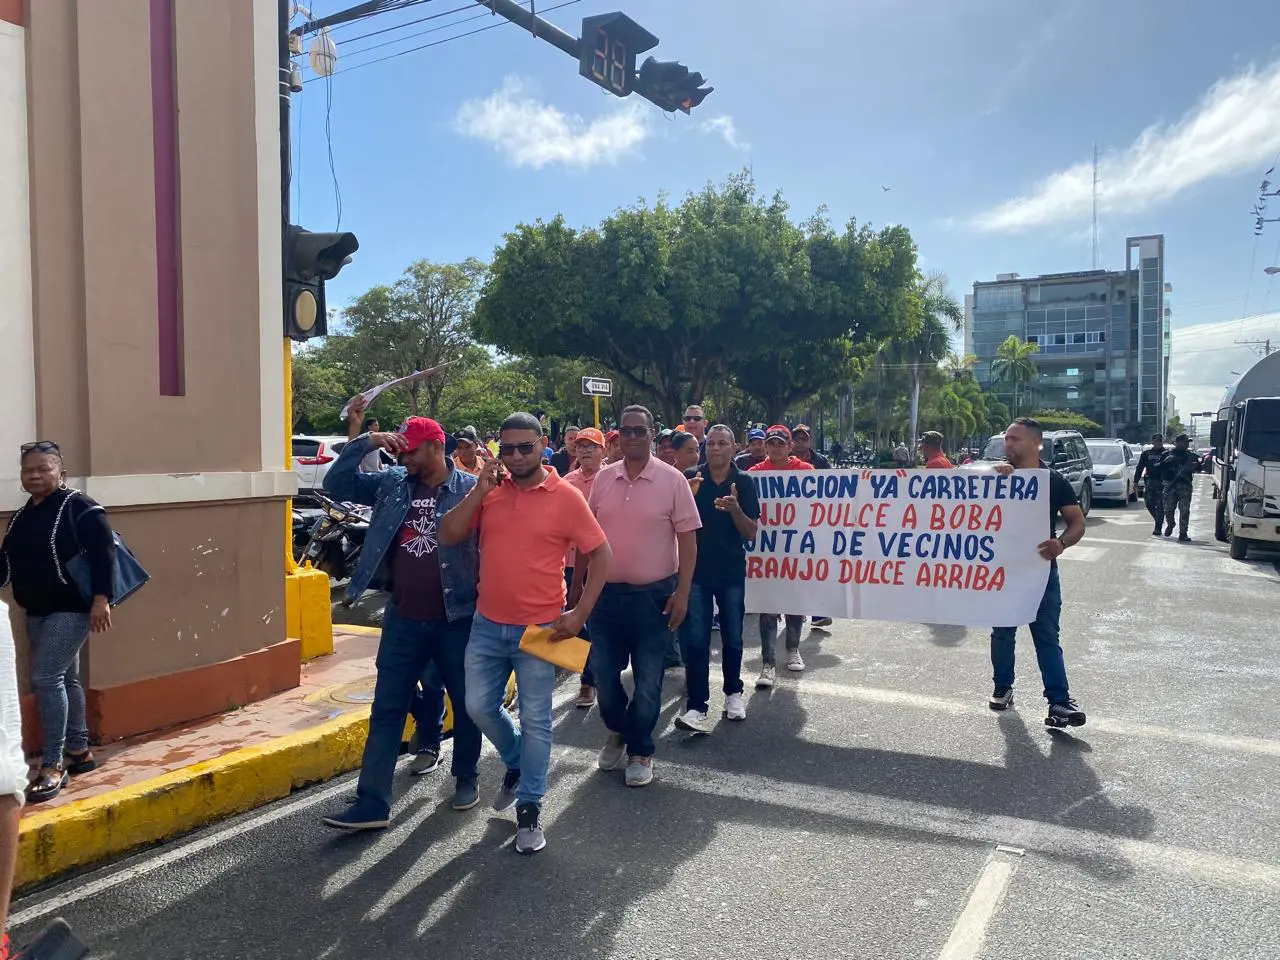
[634,56,713,114]
[284,225,358,341]
[578,13,658,97]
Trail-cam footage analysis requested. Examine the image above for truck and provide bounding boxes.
[1210,350,1280,560]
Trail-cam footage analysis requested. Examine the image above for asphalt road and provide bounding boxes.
[12,478,1280,960]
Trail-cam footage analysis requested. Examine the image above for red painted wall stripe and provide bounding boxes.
[150,0,183,395]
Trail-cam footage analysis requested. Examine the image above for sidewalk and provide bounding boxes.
[16,626,391,891]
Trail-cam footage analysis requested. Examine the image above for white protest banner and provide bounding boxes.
[744,468,1052,627]
[338,357,464,422]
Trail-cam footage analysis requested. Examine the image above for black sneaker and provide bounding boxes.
[989,686,1013,711]
[1163,523,1174,538]
[493,768,520,812]
[1046,699,1086,729]
[514,802,546,854]
[1178,533,1191,543]
[1151,525,1162,536]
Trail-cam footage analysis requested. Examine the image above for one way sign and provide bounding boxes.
[581,376,613,397]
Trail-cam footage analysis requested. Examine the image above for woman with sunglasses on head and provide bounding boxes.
[0,442,115,803]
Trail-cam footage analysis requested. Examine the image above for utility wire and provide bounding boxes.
[336,2,503,58]
[306,0,582,80]
[333,0,472,46]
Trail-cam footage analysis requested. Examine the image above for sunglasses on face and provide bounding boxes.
[20,441,60,455]
[617,426,649,438]
[683,416,704,422]
[498,442,539,456]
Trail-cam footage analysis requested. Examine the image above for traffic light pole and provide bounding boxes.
[473,0,580,57]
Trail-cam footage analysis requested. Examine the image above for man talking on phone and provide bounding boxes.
[440,412,611,854]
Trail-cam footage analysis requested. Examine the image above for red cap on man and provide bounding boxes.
[764,424,792,442]
[399,417,446,452]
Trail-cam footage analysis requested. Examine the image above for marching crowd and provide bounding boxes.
[318,398,1089,855]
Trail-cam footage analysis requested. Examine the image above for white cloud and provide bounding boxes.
[453,77,647,169]
[1170,312,1280,418]
[703,115,750,151]
[971,59,1280,233]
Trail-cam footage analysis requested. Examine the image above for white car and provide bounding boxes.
[292,435,349,494]
[1085,439,1137,505]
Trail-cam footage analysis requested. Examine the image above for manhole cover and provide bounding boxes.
[308,679,377,706]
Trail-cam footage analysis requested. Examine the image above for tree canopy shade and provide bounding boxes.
[472,172,921,423]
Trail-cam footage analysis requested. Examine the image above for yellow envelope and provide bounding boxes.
[519,625,591,673]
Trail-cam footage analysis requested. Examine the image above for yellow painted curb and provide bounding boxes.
[291,566,335,660]
[336,624,382,638]
[15,708,372,891]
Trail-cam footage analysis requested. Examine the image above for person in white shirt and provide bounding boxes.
[0,598,27,935]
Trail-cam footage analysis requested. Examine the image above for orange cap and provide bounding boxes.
[576,427,606,448]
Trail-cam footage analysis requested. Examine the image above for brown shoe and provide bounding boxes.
[64,748,97,775]
[26,764,69,804]
[575,685,596,709]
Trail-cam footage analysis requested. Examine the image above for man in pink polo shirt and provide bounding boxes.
[574,405,701,788]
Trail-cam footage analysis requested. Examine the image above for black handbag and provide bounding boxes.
[64,500,150,608]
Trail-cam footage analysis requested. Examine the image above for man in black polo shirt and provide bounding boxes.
[987,417,1087,729]
[675,424,761,732]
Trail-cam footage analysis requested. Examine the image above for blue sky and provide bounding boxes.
[292,0,1280,417]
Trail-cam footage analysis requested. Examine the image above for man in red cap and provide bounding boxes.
[747,425,814,683]
[604,429,622,464]
[319,415,485,831]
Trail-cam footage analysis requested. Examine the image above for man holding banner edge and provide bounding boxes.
[987,417,1087,729]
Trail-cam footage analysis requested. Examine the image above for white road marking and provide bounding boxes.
[935,847,1023,960]
[1057,545,1107,562]
[791,679,1280,758]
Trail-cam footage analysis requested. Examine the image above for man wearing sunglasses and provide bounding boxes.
[441,412,612,854]
[682,405,709,446]
[574,405,702,788]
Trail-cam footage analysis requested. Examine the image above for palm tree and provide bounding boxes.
[941,353,978,381]
[905,273,964,452]
[990,335,1039,417]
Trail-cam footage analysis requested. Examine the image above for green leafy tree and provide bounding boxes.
[474,172,919,424]
[291,348,353,434]
[1166,415,1187,438]
[902,273,964,450]
[990,335,1040,417]
[1028,408,1104,435]
[337,258,487,418]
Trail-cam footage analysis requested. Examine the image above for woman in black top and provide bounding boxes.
[1,442,115,802]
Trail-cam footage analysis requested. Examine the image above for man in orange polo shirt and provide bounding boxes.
[440,412,611,855]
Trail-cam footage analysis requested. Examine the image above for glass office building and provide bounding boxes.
[968,235,1168,440]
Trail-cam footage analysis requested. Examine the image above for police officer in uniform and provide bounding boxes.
[1161,433,1200,542]
[1133,434,1168,536]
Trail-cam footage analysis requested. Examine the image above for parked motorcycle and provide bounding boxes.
[299,493,370,581]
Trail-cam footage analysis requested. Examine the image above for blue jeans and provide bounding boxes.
[409,662,445,752]
[758,614,804,666]
[990,564,1070,704]
[588,584,671,757]
[680,582,745,713]
[463,613,557,808]
[27,612,92,767]
[355,605,480,819]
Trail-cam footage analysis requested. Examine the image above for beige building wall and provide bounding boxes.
[3,0,299,743]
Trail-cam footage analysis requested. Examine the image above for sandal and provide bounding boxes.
[26,764,70,804]
[64,748,97,775]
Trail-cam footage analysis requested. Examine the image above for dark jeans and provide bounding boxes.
[409,662,445,753]
[588,582,673,757]
[565,567,594,687]
[990,564,1070,704]
[355,604,481,819]
[679,582,745,713]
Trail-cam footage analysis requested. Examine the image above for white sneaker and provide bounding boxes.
[674,708,711,734]
[725,692,746,721]
[755,665,776,689]
[787,649,805,672]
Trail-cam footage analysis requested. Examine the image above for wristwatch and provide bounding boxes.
[1056,535,1067,551]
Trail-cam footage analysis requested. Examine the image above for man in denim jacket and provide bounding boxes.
[320,416,484,829]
